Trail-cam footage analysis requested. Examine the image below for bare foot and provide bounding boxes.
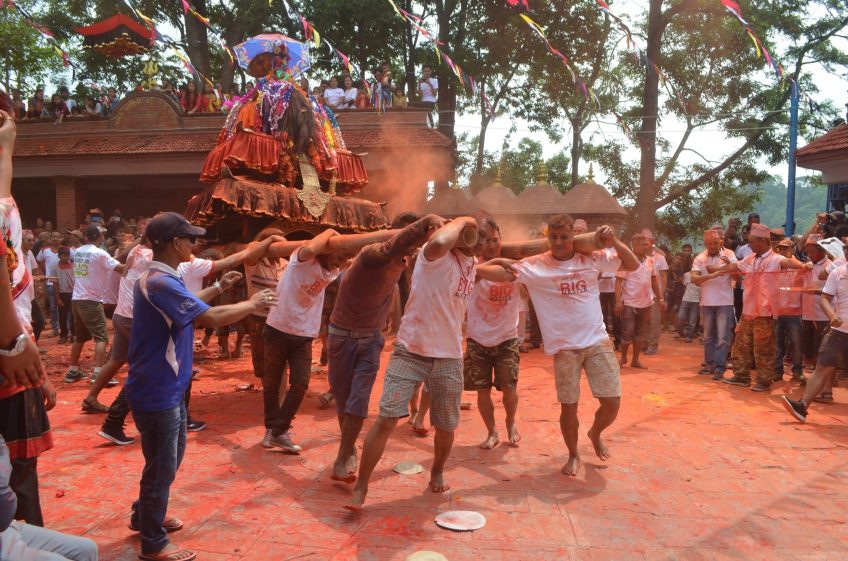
[344,485,367,511]
[412,424,429,436]
[346,451,358,474]
[619,355,628,367]
[631,360,647,369]
[562,455,581,476]
[407,410,418,424]
[587,428,611,461]
[479,433,499,449]
[429,471,450,493]
[507,424,521,446]
[331,460,356,484]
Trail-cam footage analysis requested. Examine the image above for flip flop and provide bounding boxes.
[318,393,335,408]
[81,400,109,414]
[129,516,184,533]
[138,548,196,561]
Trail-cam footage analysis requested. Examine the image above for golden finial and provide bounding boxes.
[495,158,504,184]
[141,57,159,91]
[536,160,548,185]
[587,163,596,184]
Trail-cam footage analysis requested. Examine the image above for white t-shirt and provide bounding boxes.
[692,249,737,306]
[681,272,701,303]
[822,264,848,334]
[25,251,37,277]
[323,87,345,107]
[466,279,520,347]
[802,258,834,322]
[598,247,617,293]
[265,248,339,338]
[103,269,121,305]
[37,247,59,286]
[72,244,120,302]
[0,197,33,327]
[115,245,153,319]
[396,246,476,359]
[514,250,620,353]
[736,244,753,260]
[177,257,215,294]
[343,88,358,107]
[617,256,656,309]
[419,77,438,103]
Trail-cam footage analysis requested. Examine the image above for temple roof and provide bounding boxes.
[561,179,628,216]
[473,183,516,214]
[796,123,848,164]
[427,187,474,216]
[13,132,219,157]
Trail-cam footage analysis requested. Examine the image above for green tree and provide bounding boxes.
[1,1,67,94]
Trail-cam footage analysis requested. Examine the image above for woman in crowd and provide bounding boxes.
[44,94,69,124]
[204,83,221,113]
[180,81,204,114]
[341,76,358,109]
[25,87,45,120]
[82,96,102,117]
[322,77,345,111]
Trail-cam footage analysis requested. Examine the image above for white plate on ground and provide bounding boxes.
[393,461,424,475]
[434,510,486,531]
[406,552,449,561]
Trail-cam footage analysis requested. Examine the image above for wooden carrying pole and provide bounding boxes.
[268,229,402,258]
[500,238,548,259]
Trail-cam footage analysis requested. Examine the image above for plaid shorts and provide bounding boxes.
[553,340,621,404]
[379,343,463,431]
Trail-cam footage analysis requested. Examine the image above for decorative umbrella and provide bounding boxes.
[233,33,311,78]
[75,14,154,58]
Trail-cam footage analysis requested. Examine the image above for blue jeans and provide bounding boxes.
[676,301,699,339]
[774,315,803,376]
[131,402,187,555]
[702,305,734,373]
[327,326,385,419]
[46,288,59,333]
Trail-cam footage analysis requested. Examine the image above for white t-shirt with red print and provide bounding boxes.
[396,246,477,359]
[466,279,520,347]
[514,250,621,354]
[115,245,153,319]
[265,248,339,339]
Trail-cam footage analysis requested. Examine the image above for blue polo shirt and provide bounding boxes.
[126,262,209,413]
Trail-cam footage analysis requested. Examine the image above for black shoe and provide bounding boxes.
[712,371,725,381]
[781,396,807,422]
[698,366,713,375]
[186,419,207,432]
[97,425,135,445]
[64,369,86,383]
[773,373,784,382]
[724,376,750,387]
[751,381,772,392]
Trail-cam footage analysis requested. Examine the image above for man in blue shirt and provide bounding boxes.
[125,212,277,561]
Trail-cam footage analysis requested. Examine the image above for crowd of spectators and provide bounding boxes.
[6,62,440,125]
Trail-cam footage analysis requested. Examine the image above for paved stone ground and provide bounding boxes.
[33,330,848,561]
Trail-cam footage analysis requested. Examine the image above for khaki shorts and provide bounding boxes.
[553,340,621,404]
[463,338,520,391]
[72,300,109,344]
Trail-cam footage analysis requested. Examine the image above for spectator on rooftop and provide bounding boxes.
[102,87,120,117]
[204,83,221,113]
[323,76,345,111]
[26,86,45,120]
[370,67,393,110]
[341,76,357,109]
[58,86,77,115]
[416,64,438,108]
[10,89,26,121]
[160,79,179,100]
[82,96,102,117]
[392,82,408,108]
[181,81,204,114]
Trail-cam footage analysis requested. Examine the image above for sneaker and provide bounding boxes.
[186,419,207,432]
[724,376,750,387]
[88,374,120,388]
[781,396,807,422]
[751,381,772,392]
[64,369,86,383]
[261,429,273,449]
[712,371,725,381]
[267,432,302,454]
[98,425,135,445]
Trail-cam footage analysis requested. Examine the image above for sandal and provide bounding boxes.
[81,400,109,414]
[318,392,334,408]
[138,547,196,561]
[129,516,184,533]
[814,391,834,403]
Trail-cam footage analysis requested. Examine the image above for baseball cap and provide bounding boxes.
[145,212,206,246]
[84,223,103,241]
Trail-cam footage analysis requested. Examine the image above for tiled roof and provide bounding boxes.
[514,183,568,214]
[473,183,516,214]
[561,181,628,216]
[796,123,848,161]
[13,132,219,157]
[427,188,475,216]
[342,127,453,149]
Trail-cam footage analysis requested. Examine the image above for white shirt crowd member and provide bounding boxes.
[396,245,476,359]
[512,250,621,353]
[323,87,345,107]
[823,264,848,334]
[114,244,153,319]
[803,256,834,322]
[466,278,520,348]
[617,256,656,309]
[37,246,59,287]
[419,77,439,103]
[265,247,339,339]
[693,249,737,306]
[177,256,214,294]
[72,243,120,302]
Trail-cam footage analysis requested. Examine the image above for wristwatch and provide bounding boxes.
[0,333,28,357]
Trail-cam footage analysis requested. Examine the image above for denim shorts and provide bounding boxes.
[327,326,385,418]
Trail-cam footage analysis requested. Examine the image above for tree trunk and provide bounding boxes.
[570,118,583,188]
[219,21,243,91]
[634,0,664,233]
[184,0,211,77]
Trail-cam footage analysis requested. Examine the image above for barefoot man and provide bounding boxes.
[327,212,441,482]
[345,217,511,510]
[499,215,639,476]
[616,233,663,369]
[464,216,521,449]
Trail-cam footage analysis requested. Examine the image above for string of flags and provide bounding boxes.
[180,0,235,64]
[1,0,82,78]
